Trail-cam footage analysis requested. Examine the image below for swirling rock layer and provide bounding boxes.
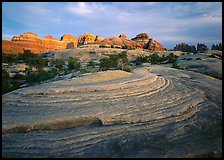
[2,66,222,158]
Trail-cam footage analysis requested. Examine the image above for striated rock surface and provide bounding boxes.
[131,33,167,51]
[147,39,167,51]
[2,32,79,54]
[95,33,167,50]
[60,34,78,49]
[78,32,104,46]
[2,32,167,54]
[42,35,62,51]
[2,66,222,158]
[96,36,140,49]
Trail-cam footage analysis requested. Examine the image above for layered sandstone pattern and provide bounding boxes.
[78,32,104,46]
[2,66,221,157]
[2,32,167,54]
[2,32,79,54]
[131,33,167,51]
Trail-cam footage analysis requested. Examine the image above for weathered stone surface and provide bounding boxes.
[2,66,222,158]
[60,34,78,49]
[96,36,140,49]
[95,33,167,50]
[2,32,80,54]
[78,32,103,46]
[2,32,167,54]
[119,34,127,39]
[131,33,167,51]
[147,39,168,51]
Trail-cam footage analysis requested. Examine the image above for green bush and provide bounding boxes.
[80,68,91,73]
[196,57,201,60]
[68,57,81,71]
[123,66,132,72]
[99,44,110,48]
[99,52,129,71]
[25,71,54,83]
[2,69,22,94]
[50,59,64,69]
[87,61,97,68]
[132,56,149,66]
[111,45,114,48]
[186,58,192,61]
[171,61,183,70]
[2,53,19,64]
[149,53,160,64]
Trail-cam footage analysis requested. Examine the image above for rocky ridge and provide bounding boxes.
[2,32,167,54]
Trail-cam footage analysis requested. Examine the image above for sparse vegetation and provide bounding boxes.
[68,57,81,71]
[99,44,110,48]
[132,53,178,65]
[99,51,129,71]
[186,58,192,61]
[171,61,184,70]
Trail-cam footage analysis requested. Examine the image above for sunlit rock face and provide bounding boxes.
[78,32,104,46]
[2,32,79,54]
[2,32,167,54]
[131,32,167,51]
[2,66,222,158]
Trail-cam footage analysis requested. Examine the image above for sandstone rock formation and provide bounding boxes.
[2,32,167,54]
[119,34,127,39]
[96,33,167,51]
[78,32,104,46]
[60,34,78,49]
[2,32,79,54]
[96,36,140,49]
[9,32,48,54]
[131,32,167,51]
[2,66,222,158]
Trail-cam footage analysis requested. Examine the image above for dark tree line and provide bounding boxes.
[211,43,222,51]
[173,43,222,53]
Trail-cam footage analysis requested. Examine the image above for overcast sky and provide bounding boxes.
[2,2,222,49]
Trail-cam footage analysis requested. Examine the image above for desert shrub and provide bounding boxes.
[12,73,26,79]
[24,67,33,74]
[99,44,110,48]
[122,45,128,49]
[149,53,160,64]
[52,68,60,76]
[171,61,183,70]
[68,57,81,71]
[99,52,129,71]
[166,53,177,63]
[2,53,19,64]
[123,66,132,72]
[87,61,97,68]
[132,56,149,66]
[2,69,24,94]
[186,58,192,61]
[80,68,91,73]
[50,59,64,69]
[25,71,54,83]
